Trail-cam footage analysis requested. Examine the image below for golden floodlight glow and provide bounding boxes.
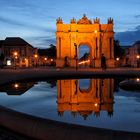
[51,59,53,62]
[44,57,47,61]
[14,83,19,88]
[56,15,114,68]
[94,30,97,34]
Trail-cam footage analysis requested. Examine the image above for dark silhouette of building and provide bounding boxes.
[38,44,56,66]
[124,40,140,67]
[0,37,37,67]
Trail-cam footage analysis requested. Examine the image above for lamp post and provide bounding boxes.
[44,57,47,66]
[74,43,78,70]
[116,57,120,67]
[34,54,38,67]
[13,51,18,69]
[136,55,140,68]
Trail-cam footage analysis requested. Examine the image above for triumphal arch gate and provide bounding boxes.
[56,15,115,68]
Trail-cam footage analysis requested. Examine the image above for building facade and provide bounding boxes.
[56,15,115,68]
[125,41,140,67]
[1,37,37,67]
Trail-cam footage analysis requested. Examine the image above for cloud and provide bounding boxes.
[134,15,140,18]
[0,15,56,48]
[0,16,26,27]
[115,25,140,46]
[25,36,56,48]
[1,0,140,49]
[135,25,140,30]
[0,15,55,33]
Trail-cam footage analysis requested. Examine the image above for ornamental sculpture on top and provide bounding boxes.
[70,17,76,24]
[56,17,63,24]
[56,14,114,68]
[56,14,113,25]
[108,17,114,24]
[94,17,100,24]
[77,14,92,24]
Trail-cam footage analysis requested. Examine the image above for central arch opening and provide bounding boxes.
[78,45,90,68]
[79,79,90,92]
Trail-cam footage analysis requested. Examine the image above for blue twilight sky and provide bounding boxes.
[0,0,140,48]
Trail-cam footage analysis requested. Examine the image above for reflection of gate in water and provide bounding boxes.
[57,79,114,119]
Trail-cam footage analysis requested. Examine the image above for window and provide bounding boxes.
[7,60,11,66]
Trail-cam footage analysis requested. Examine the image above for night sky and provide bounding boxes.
[0,0,140,48]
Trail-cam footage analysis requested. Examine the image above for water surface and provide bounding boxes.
[0,78,140,133]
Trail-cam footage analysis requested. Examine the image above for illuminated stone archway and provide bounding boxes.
[56,14,115,68]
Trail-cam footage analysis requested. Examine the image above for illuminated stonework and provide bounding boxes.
[56,14,115,68]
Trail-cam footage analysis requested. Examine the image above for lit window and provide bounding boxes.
[7,60,11,66]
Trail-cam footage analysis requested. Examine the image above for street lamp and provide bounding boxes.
[14,52,18,57]
[34,54,38,67]
[115,57,120,68]
[44,57,47,66]
[44,57,47,61]
[136,55,140,68]
[13,51,18,69]
[74,43,78,70]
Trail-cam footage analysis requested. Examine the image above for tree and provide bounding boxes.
[47,44,56,58]
[38,44,56,58]
[80,52,89,61]
[114,40,121,58]
[114,40,125,58]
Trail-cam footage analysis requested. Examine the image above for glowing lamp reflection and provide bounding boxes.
[14,83,19,88]
[116,57,120,61]
[136,78,140,82]
[136,55,140,59]
[94,103,98,107]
